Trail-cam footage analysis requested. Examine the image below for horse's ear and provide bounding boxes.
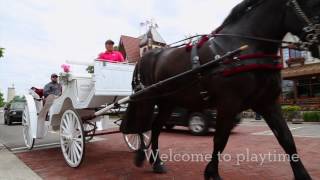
[310,45,320,59]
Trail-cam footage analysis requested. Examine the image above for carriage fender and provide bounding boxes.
[50,98,74,127]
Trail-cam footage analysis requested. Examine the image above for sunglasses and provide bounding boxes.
[51,76,58,78]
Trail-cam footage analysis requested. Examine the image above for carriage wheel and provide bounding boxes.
[60,109,85,168]
[123,131,151,151]
[83,122,96,142]
[22,104,35,150]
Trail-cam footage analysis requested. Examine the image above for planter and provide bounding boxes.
[291,111,303,124]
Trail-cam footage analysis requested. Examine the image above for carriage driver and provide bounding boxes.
[97,39,125,62]
[43,73,62,98]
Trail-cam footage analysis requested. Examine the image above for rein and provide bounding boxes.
[212,33,303,47]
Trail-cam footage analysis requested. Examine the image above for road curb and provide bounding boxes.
[0,142,42,180]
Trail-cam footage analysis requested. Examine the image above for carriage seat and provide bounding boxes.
[28,89,44,114]
[31,87,44,98]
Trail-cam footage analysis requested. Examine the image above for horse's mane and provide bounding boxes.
[221,0,264,27]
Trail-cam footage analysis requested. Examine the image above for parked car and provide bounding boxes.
[164,107,241,135]
[4,101,25,125]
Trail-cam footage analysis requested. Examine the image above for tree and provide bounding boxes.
[0,92,5,107]
[0,47,4,58]
[86,65,94,74]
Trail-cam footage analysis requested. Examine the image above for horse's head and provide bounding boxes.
[284,0,320,57]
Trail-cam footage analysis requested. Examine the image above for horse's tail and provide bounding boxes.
[120,98,155,134]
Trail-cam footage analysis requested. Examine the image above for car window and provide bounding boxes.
[11,102,25,110]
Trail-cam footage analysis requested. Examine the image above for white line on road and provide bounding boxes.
[252,126,304,136]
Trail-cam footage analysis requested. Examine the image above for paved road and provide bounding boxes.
[240,119,320,138]
[0,117,119,152]
[16,120,320,180]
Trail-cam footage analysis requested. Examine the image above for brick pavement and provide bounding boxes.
[16,125,320,180]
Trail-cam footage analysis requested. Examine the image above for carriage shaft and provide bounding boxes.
[94,96,130,117]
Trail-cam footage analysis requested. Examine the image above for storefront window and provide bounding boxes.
[296,77,320,98]
[311,77,320,97]
[282,80,294,99]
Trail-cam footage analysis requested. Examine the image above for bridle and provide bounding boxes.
[287,0,320,47]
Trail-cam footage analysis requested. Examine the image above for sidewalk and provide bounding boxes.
[0,143,42,180]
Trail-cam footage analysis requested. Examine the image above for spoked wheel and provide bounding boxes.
[123,131,151,151]
[60,109,85,168]
[83,122,96,142]
[22,104,35,150]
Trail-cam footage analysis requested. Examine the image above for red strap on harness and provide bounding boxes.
[223,63,283,76]
[237,52,280,60]
[223,52,280,64]
[186,35,210,52]
[222,53,283,76]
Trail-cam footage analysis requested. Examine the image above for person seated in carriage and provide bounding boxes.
[97,39,125,62]
[43,73,62,99]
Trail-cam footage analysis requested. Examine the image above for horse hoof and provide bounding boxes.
[204,175,223,180]
[295,173,312,180]
[134,150,145,167]
[153,162,167,174]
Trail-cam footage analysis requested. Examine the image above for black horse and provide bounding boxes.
[120,0,320,179]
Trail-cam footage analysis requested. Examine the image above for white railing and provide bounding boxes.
[65,59,136,66]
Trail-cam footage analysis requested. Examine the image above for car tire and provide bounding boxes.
[164,124,175,130]
[7,118,12,125]
[188,113,208,135]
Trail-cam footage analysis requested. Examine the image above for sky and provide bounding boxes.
[0,0,241,101]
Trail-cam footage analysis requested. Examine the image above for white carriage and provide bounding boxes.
[22,61,151,168]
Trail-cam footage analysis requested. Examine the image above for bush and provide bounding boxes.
[303,111,320,122]
[282,105,301,121]
[0,92,5,107]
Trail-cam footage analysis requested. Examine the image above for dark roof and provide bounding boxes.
[139,27,166,47]
[119,35,141,63]
[282,63,320,79]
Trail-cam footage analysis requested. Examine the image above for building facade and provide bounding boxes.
[118,26,166,63]
[280,33,320,110]
[7,85,15,102]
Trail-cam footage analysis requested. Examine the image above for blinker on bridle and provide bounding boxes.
[287,0,320,47]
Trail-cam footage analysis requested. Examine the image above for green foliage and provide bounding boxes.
[0,47,4,58]
[10,96,26,103]
[0,92,5,107]
[281,105,301,121]
[282,105,301,112]
[303,111,320,122]
[86,65,94,74]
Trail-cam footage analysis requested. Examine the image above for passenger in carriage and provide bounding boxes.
[97,39,125,62]
[43,73,62,98]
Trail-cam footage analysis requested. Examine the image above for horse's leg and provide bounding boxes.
[149,104,173,173]
[205,109,237,180]
[134,133,147,167]
[254,103,311,180]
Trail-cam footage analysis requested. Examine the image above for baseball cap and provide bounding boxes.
[51,73,58,78]
[105,39,115,45]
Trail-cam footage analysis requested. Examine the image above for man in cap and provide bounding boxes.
[43,73,62,98]
[97,39,125,62]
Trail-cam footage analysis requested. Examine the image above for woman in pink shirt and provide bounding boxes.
[98,39,125,62]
